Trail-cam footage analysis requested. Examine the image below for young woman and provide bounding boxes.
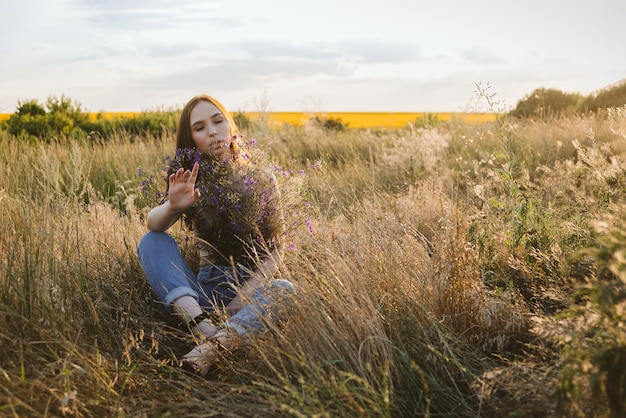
[137,95,294,376]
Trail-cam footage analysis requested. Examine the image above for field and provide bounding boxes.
[0,108,625,417]
[0,112,496,129]
[243,112,496,129]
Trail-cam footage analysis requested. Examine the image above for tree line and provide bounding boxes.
[2,79,625,141]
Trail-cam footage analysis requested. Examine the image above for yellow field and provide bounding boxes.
[247,112,495,128]
[0,112,496,129]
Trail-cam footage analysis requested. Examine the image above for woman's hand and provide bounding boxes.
[168,162,201,212]
[146,162,201,232]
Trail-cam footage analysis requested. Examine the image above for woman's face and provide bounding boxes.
[189,100,232,160]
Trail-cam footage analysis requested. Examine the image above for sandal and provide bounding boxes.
[180,329,238,376]
[180,340,220,376]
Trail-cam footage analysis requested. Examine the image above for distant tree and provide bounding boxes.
[6,99,49,139]
[510,88,582,119]
[16,99,46,117]
[47,95,89,124]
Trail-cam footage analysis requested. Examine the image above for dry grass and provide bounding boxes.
[0,110,625,417]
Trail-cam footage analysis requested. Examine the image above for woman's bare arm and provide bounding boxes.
[226,245,283,316]
[146,162,201,232]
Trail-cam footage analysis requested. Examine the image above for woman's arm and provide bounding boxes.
[146,162,201,232]
[146,200,185,232]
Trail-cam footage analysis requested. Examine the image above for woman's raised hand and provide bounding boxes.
[168,162,201,212]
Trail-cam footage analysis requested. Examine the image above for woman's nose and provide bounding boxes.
[208,125,217,135]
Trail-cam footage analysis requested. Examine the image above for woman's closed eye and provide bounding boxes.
[192,121,206,131]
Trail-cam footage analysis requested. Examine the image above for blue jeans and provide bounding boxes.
[224,279,296,334]
[137,231,295,333]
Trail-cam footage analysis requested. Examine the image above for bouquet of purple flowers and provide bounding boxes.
[165,147,283,267]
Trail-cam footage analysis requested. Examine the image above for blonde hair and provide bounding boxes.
[176,95,244,161]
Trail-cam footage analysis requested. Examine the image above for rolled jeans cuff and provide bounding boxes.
[163,286,200,311]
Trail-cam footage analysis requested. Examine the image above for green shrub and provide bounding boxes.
[510,79,626,119]
[120,108,178,137]
[1,97,181,142]
[581,79,626,112]
[409,113,439,128]
[4,95,89,141]
[312,115,348,131]
[510,88,582,119]
[232,110,253,131]
[558,204,626,417]
[15,99,46,116]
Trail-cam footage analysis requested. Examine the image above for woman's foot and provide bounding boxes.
[180,329,238,376]
[180,340,219,376]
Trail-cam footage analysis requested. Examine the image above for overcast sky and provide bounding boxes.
[1,0,624,113]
